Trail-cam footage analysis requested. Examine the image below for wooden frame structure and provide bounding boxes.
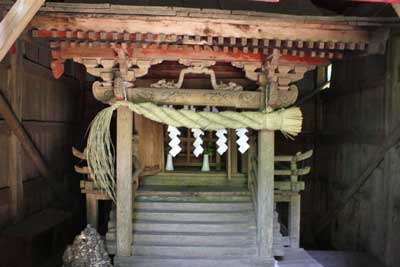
[9,2,392,266]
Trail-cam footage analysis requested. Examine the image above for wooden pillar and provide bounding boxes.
[289,194,301,249]
[86,194,98,229]
[227,129,238,180]
[227,130,232,180]
[256,129,275,266]
[116,106,133,256]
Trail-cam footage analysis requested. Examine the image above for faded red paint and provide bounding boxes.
[51,60,65,79]
[280,55,329,65]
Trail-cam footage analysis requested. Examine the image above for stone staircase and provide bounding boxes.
[105,172,284,267]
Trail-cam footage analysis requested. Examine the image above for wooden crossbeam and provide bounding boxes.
[95,87,263,109]
[315,121,400,234]
[0,0,45,62]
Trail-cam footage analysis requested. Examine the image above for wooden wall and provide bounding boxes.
[275,70,318,247]
[0,38,82,227]
[315,35,400,266]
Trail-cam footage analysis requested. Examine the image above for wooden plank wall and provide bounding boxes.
[315,35,400,267]
[0,38,81,227]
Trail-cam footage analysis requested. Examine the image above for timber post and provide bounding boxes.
[116,106,133,257]
[256,129,275,266]
[289,194,301,249]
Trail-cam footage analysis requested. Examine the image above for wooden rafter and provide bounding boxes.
[0,0,45,62]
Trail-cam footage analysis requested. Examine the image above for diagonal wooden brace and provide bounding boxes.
[0,91,52,179]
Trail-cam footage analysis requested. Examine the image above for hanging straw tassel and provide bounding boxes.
[86,101,303,202]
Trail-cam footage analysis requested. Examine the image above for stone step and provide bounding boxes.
[134,201,253,212]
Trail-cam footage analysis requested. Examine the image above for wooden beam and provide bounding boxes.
[0,91,52,179]
[116,106,133,256]
[93,83,263,109]
[256,130,274,266]
[315,120,400,234]
[0,0,45,62]
[29,12,370,44]
[58,44,263,63]
[8,40,23,223]
[393,3,400,16]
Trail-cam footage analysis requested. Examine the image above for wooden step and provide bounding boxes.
[107,212,255,231]
[134,201,253,212]
[114,256,254,267]
[141,173,247,187]
[138,185,250,194]
[108,244,257,258]
[107,232,256,246]
[137,185,251,202]
[137,194,252,202]
[108,221,256,234]
[133,211,255,223]
[132,221,256,233]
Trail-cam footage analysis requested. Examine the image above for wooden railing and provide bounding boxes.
[247,146,313,249]
[248,149,313,201]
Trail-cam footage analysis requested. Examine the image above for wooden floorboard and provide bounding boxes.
[308,250,386,267]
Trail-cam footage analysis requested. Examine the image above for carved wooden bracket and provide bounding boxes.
[151,60,243,91]
[75,58,163,82]
[231,61,263,82]
[263,50,316,108]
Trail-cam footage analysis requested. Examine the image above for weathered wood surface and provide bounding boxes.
[289,194,301,249]
[116,107,133,256]
[141,172,247,187]
[308,250,385,267]
[7,40,23,223]
[114,247,323,267]
[134,114,164,175]
[0,0,44,61]
[0,36,80,228]
[0,92,52,179]
[25,4,388,44]
[316,111,400,234]
[86,194,98,229]
[256,130,274,265]
[107,184,285,266]
[94,85,263,109]
[393,3,400,17]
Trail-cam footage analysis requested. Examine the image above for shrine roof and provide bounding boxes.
[1,1,396,72]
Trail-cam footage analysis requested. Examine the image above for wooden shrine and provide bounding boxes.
[18,2,391,267]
